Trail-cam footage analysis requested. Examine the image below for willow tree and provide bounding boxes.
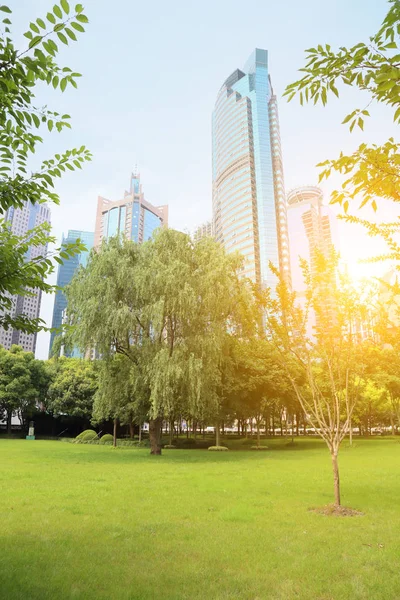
[66,229,255,454]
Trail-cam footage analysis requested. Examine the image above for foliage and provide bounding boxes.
[47,357,98,419]
[284,0,400,260]
[263,252,373,505]
[66,230,257,453]
[75,429,97,442]
[99,433,114,444]
[0,2,91,334]
[0,344,46,431]
[207,446,229,451]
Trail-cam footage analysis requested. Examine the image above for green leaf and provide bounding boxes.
[37,18,46,29]
[28,36,42,49]
[48,120,54,132]
[75,3,84,12]
[385,42,397,49]
[71,21,84,32]
[60,77,67,92]
[32,113,40,128]
[61,0,70,14]
[76,13,88,23]
[57,31,68,44]
[52,75,59,88]
[358,117,364,131]
[47,12,56,23]
[53,4,62,18]
[30,22,40,33]
[65,27,77,41]
[394,106,400,122]
[0,5,12,13]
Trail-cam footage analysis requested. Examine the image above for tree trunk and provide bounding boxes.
[390,414,395,436]
[139,422,142,443]
[295,413,299,436]
[331,452,341,507]
[272,413,275,437]
[279,413,283,436]
[129,421,134,439]
[6,411,12,435]
[113,418,117,448]
[215,421,220,446]
[149,417,162,455]
[349,418,353,445]
[256,421,260,448]
[169,420,174,445]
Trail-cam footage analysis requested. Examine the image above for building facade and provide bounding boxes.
[49,230,95,357]
[193,221,213,243]
[287,185,336,336]
[94,173,168,248]
[287,186,336,294]
[212,48,290,287]
[0,201,51,354]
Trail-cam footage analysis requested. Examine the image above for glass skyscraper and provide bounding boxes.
[94,173,168,248]
[49,230,94,357]
[212,48,290,288]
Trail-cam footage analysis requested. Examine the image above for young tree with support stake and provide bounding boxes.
[263,254,370,509]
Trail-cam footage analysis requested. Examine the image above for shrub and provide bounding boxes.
[75,429,98,443]
[250,446,268,450]
[99,434,114,445]
[181,438,196,446]
[164,444,177,449]
[208,445,229,451]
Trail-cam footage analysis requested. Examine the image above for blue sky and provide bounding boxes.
[11,0,394,357]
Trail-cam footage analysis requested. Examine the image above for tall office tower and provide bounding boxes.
[48,230,94,357]
[94,172,168,248]
[0,201,51,354]
[287,186,336,336]
[287,186,335,294]
[212,48,290,288]
[193,220,213,243]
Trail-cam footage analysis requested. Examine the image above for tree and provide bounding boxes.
[47,357,98,421]
[66,231,255,454]
[263,253,371,508]
[0,2,91,334]
[0,345,42,433]
[284,0,400,257]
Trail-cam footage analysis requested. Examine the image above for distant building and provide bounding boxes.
[287,186,336,336]
[0,201,51,354]
[212,48,290,286]
[94,173,168,248]
[287,186,336,292]
[193,221,213,242]
[49,230,94,357]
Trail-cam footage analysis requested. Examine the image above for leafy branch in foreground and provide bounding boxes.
[0,3,91,334]
[284,0,400,214]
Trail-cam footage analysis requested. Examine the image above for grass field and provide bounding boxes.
[1,437,400,600]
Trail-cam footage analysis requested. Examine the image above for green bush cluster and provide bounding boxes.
[99,434,114,444]
[74,430,98,443]
[208,446,229,452]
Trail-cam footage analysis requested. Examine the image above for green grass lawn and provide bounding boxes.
[1,437,400,600]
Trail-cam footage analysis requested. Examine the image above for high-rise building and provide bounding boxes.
[49,230,94,357]
[287,186,336,337]
[287,186,336,294]
[94,172,168,248]
[0,201,51,354]
[193,221,213,243]
[212,48,290,287]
